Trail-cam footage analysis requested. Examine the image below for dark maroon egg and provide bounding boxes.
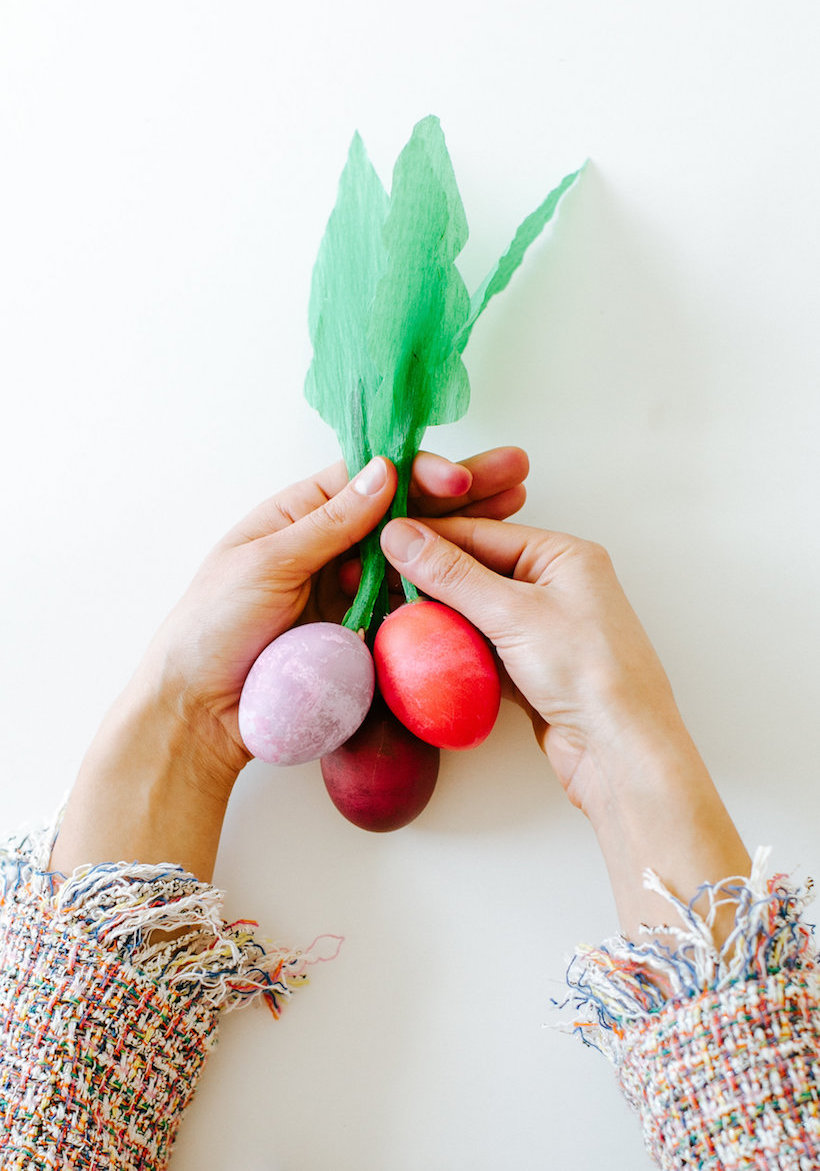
[321,694,440,831]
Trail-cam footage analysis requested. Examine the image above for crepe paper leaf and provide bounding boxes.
[453,162,587,354]
[303,117,583,637]
[346,116,474,632]
[305,132,389,478]
[304,135,392,636]
[366,117,472,549]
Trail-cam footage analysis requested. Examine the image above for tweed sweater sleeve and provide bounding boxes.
[0,823,333,1171]
[564,849,820,1170]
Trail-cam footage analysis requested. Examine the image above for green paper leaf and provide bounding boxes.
[367,115,472,468]
[304,132,389,477]
[454,162,586,354]
[302,118,584,633]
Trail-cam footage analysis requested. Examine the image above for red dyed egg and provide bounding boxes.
[373,600,501,750]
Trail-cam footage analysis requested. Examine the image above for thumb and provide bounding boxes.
[380,517,514,636]
[268,457,397,576]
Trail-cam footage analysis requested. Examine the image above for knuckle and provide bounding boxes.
[311,494,349,534]
[575,538,613,572]
[427,543,473,592]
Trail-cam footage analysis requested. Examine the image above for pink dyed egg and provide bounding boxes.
[238,622,375,765]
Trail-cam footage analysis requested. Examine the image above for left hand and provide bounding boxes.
[136,447,528,778]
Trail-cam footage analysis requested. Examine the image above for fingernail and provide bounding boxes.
[352,457,388,496]
[381,519,426,562]
[449,465,473,495]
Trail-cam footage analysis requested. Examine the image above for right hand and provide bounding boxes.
[380,515,691,820]
[381,513,752,941]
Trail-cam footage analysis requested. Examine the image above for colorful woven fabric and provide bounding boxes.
[0,824,310,1170]
[564,848,820,1169]
[5,820,819,1169]
[620,972,820,1168]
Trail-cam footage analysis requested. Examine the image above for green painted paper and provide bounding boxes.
[367,117,471,492]
[304,132,389,478]
[303,117,582,635]
[454,162,586,354]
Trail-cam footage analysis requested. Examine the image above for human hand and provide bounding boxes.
[54,449,528,880]
[379,516,687,820]
[137,448,529,781]
[379,512,750,938]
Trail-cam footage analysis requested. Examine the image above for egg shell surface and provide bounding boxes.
[373,601,501,750]
[238,622,375,765]
[321,693,440,831]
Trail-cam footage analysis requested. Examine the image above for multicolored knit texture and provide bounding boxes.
[564,848,820,1169]
[0,823,330,1170]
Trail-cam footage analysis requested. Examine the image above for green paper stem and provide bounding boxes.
[390,456,420,605]
[342,525,386,634]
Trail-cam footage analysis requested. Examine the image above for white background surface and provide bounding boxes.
[2,3,820,1168]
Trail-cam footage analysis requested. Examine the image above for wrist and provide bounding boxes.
[579,717,750,938]
[116,668,244,801]
[584,709,710,828]
[134,651,250,792]
[50,673,242,881]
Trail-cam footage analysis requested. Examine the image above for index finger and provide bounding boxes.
[410,446,529,517]
[419,516,578,583]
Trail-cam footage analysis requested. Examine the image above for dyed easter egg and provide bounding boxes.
[321,693,440,831]
[238,622,375,765]
[373,600,501,750]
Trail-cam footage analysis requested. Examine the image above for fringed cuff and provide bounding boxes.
[562,847,820,1169]
[0,822,340,1170]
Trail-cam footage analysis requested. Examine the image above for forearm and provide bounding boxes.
[50,664,241,882]
[584,717,750,940]
[565,743,817,1171]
